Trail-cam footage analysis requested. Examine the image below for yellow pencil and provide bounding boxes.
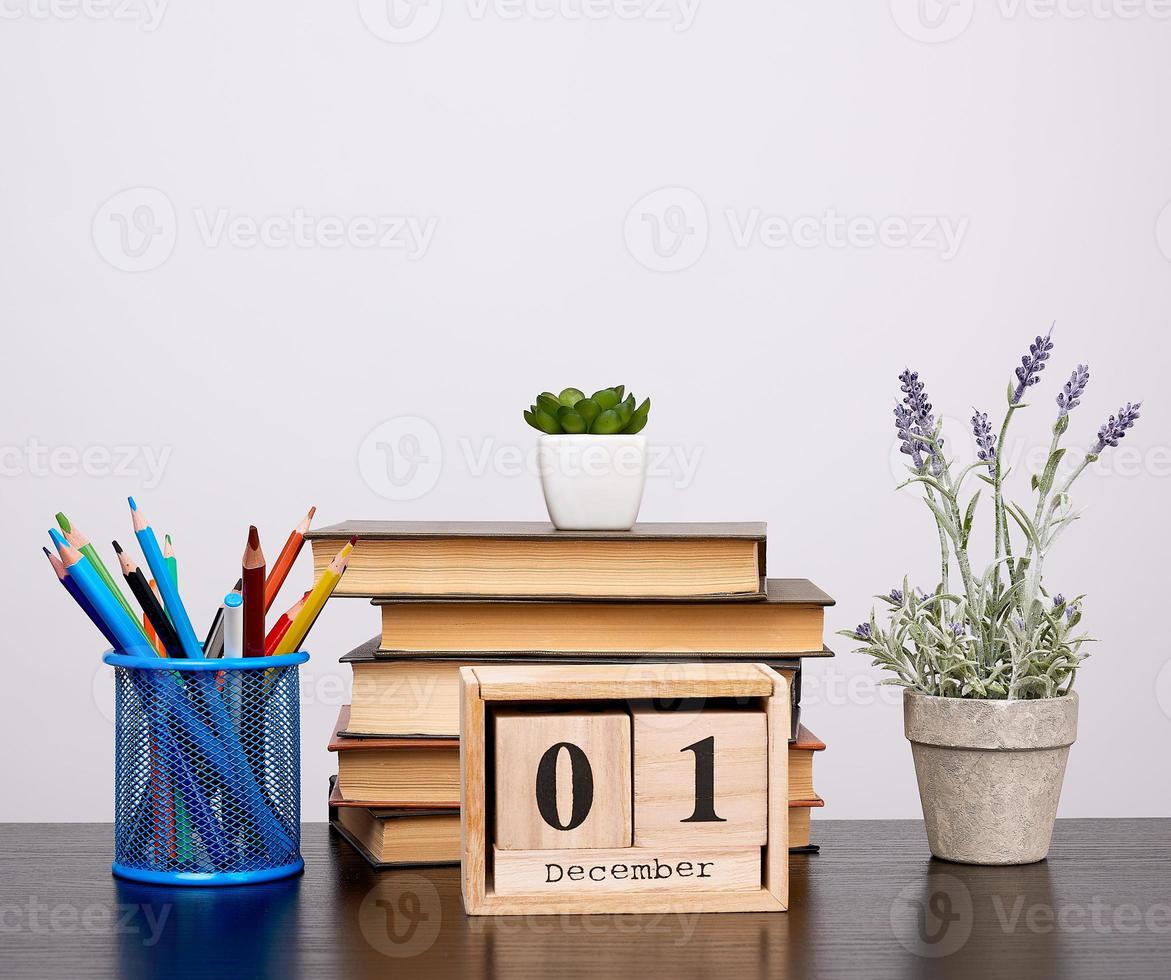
[272,536,355,656]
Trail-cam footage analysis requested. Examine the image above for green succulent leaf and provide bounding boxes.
[613,385,625,401]
[615,395,634,426]
[558,387,585,408]
[536,393,562,416]
[592,388,620,411]
[622,397,650,433]
[591,409,623,434]
[574,397,601,426]
[557,407,587,433]
[533,408,562,434]
[523,409,537,430]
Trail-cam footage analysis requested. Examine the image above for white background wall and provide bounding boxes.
[2,2,1169,822]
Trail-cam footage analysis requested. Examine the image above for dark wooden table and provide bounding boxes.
[1,819,1168,979]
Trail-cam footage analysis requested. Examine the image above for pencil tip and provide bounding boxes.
[127,496,138,512]
[48,528,67,549]
[349,535,358,546]
[55,512,71,532]
[42,546,52,557]
[165,533,172,545]
[248,525,260,548]
[112,540,123,554]
[308,506,317,519]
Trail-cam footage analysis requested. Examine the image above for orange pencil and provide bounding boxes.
[264,590,311,656]
[263,506,315,612]
[142,580,166,657]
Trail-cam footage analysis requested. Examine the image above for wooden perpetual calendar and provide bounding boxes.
[459,663,790,915]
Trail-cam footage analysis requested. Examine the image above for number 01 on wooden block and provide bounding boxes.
[460,663,790,915]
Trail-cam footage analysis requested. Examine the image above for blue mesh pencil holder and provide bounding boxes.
[104,651,309,886]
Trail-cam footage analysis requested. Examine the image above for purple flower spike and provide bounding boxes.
[894,404,926,471]
[1092,402,1142,454]
[1012,328,1055,404]
[889,588,904,604]
[855,623,873,641]
[971,409,997,468]
[1053,594,1066,607]
[898,369,944,473]
[1057,364,1090,418]
[947,621,965,638]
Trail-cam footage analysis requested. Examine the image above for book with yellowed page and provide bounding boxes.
[329,778,460,867]
[373,578,834,655]
[305,521,768,599]
[329,706,460,807]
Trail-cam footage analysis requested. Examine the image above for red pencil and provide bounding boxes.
[241,526,266,658]
[264,506,315,613]
[264,590,311,656]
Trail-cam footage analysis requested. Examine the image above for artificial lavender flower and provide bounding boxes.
[1011,329,1055,404]
[855,623,873,641]
[915,586,929,601]
[893,404,926,471]
[1092,402,1142,454]
[1052,594,1066,608]
[1056,364,1090,418]
[1066,603,1080,623]
[1013,615,1027,631]
[899,369,943,473]
[947,621,965,638]
[971,409,996,467]
[889,588,905,604]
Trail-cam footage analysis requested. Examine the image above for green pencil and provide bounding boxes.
[56,512,146,636]
[163,534,178,587]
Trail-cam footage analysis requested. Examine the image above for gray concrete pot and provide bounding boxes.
[904,692,1078,865]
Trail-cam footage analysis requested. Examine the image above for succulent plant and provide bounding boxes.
[523,386,650,436]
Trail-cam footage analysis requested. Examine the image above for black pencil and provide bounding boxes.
[113,541,185,659]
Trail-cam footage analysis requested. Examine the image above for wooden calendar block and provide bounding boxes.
[493,708,632,850]
[492,845,760,896]
[632,706,767,847]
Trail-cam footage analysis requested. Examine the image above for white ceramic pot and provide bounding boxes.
[904,692,1078,865]
[537,434,647,531]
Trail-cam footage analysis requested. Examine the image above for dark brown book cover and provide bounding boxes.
[328,778,460,868]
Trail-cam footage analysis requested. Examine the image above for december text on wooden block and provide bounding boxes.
[632,705,767,847]
[493,708,632,850]
[492,846,760,896]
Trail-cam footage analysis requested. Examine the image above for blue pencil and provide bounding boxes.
[44,546,120,648]
[129,498,204,659]
[50,529,156,658]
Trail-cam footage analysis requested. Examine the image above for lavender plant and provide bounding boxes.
[842,327,1142,700]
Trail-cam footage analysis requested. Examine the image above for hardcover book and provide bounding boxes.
[306,521,768,599]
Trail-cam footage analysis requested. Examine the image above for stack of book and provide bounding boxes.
[314,521,833,867]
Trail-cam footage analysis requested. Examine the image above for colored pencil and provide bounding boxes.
[264,590,311,656]
[163,534,178,587]
[56,512,146,636]
[129,498,203,659]
[114,541,186,659]
[143,580,167,656]
[203,577,242,659]
[272,536,356,656]
[44,546,119,648]
[241,526,266,658]
[263,506,315,613]
[50,529,155,657]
